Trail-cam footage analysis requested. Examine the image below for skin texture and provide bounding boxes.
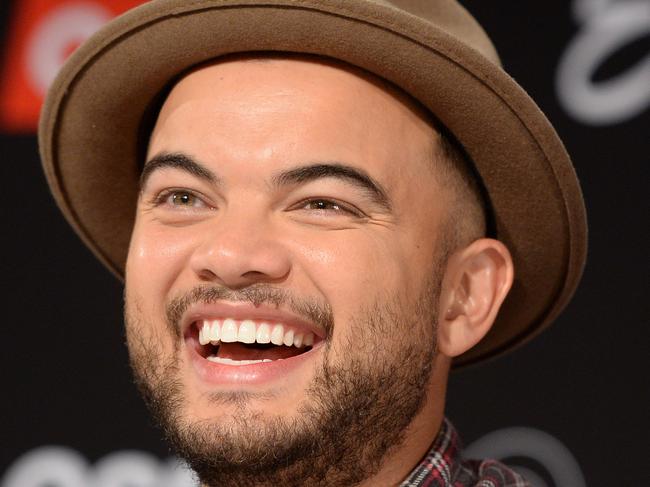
[124,56,514,486]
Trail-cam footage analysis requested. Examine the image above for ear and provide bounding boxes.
[437,238,514,358]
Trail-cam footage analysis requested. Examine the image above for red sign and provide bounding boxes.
[0,0,145,132]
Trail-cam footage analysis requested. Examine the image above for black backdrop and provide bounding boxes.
[1,1,648,486]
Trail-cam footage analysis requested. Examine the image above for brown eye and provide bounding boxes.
[298,198,364,218]
[172,192,197,206]
[307,200,342,211]
[156,189,208,209]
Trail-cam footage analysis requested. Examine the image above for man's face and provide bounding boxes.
[125,57,454,486]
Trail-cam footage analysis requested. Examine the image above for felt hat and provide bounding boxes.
[39,0,588,367]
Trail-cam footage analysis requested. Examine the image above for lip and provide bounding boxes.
[181,301,326,339]
[186,333,323,386]
[181,301,326,386]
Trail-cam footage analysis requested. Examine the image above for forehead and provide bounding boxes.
[155,56,432,127]
[148,56,439,197]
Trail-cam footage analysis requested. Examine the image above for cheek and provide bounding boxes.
[292,230,416,319]
[126,220,198,313]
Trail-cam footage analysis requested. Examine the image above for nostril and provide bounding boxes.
[197,268,218,281]
[241,268,291,284]
[242,270,271,279]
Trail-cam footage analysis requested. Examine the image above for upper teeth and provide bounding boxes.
[198,319,315,348]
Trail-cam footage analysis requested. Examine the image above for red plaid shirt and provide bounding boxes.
[400,419,530,487]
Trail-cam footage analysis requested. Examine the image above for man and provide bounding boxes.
[39,1,587,486]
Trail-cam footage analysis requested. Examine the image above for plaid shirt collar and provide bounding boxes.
[400,418,529,487]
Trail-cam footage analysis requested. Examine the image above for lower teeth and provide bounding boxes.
[207,356,274,366]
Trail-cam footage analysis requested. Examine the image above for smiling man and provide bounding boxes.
[39,1,587,486]
[126,56,504,485]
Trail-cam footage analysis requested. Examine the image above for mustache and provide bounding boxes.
[165,284,334,339]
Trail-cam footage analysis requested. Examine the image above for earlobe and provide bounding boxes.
[437,239,514,357]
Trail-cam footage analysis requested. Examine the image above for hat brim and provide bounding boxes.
[39,0,587,367]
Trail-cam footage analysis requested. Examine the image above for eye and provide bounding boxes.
[297,198,364,217]
[306,199,342,211]
[154,189,210,209]
[171,192,199,207]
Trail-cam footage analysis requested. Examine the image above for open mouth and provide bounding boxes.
[188,319,318,366]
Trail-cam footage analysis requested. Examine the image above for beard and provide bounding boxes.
[125,271,442,487]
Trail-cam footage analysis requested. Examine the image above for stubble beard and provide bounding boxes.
[125,274,441,487]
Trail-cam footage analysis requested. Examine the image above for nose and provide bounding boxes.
[189,210,291,289]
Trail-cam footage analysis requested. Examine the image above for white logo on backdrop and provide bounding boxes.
[466,427,586,487]
[2,427,584,487]
[1,448,197,487]
[556,0,650,125]
[25,2,112,95]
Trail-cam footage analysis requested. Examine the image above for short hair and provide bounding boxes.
[432,124,491,251]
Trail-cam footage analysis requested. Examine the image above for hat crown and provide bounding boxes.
[378,0,501,65]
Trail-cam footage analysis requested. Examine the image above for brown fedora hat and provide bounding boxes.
[38,0,587,367]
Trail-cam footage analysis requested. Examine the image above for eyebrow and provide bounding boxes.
[141,152,391,211]
[140,152,219,190]
[273,163,392,211]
